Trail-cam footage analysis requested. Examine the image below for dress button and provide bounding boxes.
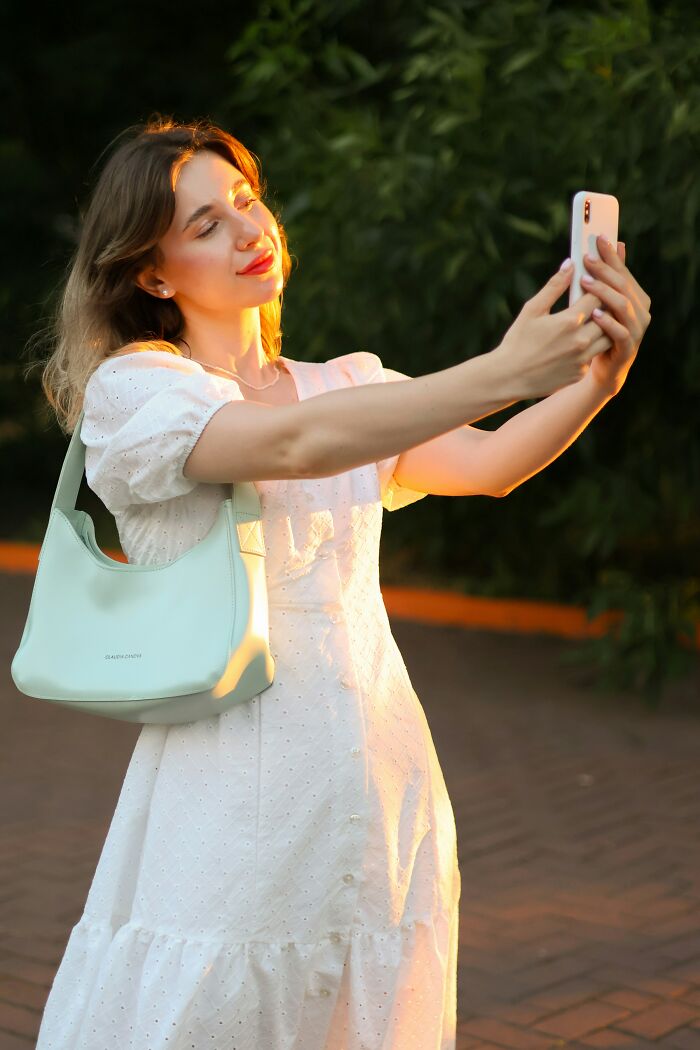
[339,675,353,689]
[329,612,342,623]
[350,747,361,757]
[319,988,331,997]
[329,931,342,943]
[349,813,361,823]
[342,873,354,884]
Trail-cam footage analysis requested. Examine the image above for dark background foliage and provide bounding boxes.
[1,0,698,704]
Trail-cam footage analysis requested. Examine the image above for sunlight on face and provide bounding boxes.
[157,149,283,313]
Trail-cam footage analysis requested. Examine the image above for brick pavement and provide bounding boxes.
[1,568,700,1049]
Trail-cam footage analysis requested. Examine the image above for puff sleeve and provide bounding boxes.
[328,350,430,512]
[80,350,243,514]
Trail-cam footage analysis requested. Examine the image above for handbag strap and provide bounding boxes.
[50,408,263,521]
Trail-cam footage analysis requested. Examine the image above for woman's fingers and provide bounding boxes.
[580,273,634,329]
[582,237,649,336]
[582,318,613,353]
[590,305,635,351]
[587,236,650,313]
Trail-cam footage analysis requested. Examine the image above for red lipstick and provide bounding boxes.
[238,249,275,275]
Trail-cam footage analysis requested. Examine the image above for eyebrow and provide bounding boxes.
[182,177,250,232]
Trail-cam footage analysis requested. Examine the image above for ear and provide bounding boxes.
[133,265,165,298]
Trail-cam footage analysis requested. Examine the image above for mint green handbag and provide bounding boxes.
[11,408,276,724]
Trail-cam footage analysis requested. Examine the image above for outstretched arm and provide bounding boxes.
[392,238,650,498]
[390,368,614,498]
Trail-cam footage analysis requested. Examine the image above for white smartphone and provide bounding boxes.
[569,191,620,309]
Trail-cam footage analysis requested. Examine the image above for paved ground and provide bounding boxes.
[1,567,700,1049]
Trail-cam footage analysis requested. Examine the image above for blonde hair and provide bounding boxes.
[24,114,294,434]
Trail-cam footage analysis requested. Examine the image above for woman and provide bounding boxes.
[33,116,650,1050]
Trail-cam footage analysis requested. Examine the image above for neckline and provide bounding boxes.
[98,349,304,403]
[194,353,303,406]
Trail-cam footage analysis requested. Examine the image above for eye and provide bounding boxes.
[196,197,259,238]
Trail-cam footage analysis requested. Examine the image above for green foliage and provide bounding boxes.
[558,571,700,708]
[216,0,700,703]
[3,0,699,704]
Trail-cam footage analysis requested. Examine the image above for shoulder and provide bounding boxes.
[84,343,204,403]
[89,341,201,379]
[80,343,233,452]
[323,349,384,385]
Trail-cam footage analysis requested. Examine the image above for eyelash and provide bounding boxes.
[197,197,259,238]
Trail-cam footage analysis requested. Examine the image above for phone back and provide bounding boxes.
[569,191,619,308]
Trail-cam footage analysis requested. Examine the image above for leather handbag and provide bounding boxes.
[11,407,276,724]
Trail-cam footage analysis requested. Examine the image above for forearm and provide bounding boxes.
[296,349,523,478]
[483,371,615,497]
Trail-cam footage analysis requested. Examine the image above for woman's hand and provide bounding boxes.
[580,235,652,397]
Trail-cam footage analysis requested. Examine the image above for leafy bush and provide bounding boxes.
[218,0,700,705]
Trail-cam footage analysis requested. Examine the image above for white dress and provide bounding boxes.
[35,347,462,1050]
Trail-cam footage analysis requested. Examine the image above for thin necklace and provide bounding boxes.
[179,339,283,390]
[199,359,283,390]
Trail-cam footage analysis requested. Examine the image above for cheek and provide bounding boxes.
[180,242,231,285]
[261,208,279,242]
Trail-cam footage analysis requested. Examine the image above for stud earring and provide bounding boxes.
[161,289,169,296]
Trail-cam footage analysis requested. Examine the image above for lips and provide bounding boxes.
[238,249,275,275]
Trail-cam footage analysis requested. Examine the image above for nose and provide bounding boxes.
[238,225,267,251]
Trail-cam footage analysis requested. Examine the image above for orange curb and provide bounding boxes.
[2,540,698,650]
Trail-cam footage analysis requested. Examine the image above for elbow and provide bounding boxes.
[288,422,319,480]
[290,413,347,481]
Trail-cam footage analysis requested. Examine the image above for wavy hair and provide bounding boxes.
[25,114,294,434]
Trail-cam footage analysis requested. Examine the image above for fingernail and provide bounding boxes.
[559,257,572,271]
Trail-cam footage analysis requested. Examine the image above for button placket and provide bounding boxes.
[323,565,366,934]
[338,716,365,900]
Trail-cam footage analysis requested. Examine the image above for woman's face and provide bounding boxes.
[144,149,284,312]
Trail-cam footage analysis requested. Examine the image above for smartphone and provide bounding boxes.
[569,191,619,310]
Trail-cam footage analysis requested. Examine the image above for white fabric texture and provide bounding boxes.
[35,347,461,1050]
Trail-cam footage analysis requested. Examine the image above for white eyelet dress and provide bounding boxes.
[34,347,462,1050]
